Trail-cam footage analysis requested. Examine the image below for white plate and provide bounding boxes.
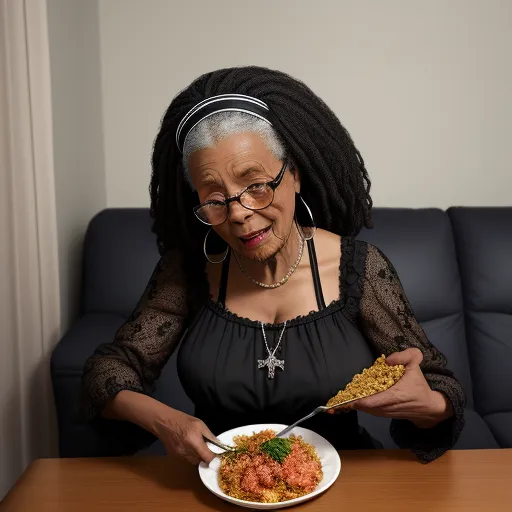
[198,423,341,510]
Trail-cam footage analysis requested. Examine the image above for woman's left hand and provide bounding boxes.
[344,348,454,428]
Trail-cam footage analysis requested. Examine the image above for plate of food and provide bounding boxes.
[198,424,341,509]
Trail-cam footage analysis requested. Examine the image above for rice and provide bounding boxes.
[218,429,323,503]
[326,354,405,407]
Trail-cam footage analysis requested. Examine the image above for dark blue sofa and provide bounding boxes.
[51,207,512,456]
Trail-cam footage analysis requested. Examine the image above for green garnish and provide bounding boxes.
[260,437,292,463]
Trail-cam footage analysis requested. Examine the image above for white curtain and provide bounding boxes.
[0,0,60,498]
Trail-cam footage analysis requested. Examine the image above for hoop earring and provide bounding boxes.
[295,194,316,241]
[203,228,229,264]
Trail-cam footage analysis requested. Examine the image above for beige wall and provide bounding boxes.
[47,0,106,329]
[98,0,511,209]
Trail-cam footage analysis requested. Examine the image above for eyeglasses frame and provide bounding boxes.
[192,160,288,226]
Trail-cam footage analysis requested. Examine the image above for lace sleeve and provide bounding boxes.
[358,242,466,463]
[81,248,189,421]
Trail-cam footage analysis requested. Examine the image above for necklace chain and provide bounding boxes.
[234,229,304,289]
[261,321,287,357]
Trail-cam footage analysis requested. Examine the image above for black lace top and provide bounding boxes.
[81,238,466,462]
[178,238,378,451]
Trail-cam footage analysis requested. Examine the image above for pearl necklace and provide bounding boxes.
[233,229,304,289]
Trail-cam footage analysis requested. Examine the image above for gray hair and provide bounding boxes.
[182,111,286,188]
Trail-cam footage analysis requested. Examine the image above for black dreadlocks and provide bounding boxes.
[149,66,373,307]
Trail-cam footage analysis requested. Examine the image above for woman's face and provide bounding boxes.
[188,132,300,261]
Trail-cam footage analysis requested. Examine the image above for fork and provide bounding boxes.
[154,420,236,453]
[275,397,362,438]
[205,397,361,452]
[201,435,236,453]
[157,398,361,454]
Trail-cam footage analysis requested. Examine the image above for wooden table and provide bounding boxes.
[1,449,511,511]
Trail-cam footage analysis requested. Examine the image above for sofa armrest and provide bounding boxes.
[51,313,156,457]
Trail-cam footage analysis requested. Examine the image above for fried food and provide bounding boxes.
[326,355,405,407]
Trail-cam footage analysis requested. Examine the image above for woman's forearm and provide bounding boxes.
[102,390,172,437]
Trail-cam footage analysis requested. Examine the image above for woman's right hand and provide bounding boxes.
[152,407,217,465]
[103,390,216,465]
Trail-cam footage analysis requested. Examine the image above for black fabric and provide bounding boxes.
[175,236,466,462]
[178,238,379,450]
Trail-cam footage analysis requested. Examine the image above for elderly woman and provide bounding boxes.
[82,66,464,465]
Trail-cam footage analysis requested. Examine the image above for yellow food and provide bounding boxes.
[218,429,323,503]
[326,355,405,407]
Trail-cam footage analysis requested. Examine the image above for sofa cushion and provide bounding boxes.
[448,208,512,313]
[465,313,512,415]
[358,408,499,450]
[449,207,512,419]
[454,409,500,449]
[483,412,512,447]
[52,313,127,374]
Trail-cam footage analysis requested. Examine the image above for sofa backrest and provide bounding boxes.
[449,207,512,417]
[82,207,475,409]
[82,208,160,317]
[359,208,474,407]
[81,208,195,415]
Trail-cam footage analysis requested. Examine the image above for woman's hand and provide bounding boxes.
[153,408,217,465]
[342,348,454,428]
[103,390,216,465]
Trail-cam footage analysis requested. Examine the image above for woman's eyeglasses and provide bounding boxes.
[193,161,288,226]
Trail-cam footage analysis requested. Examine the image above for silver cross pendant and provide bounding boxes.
[257,354,285,379]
